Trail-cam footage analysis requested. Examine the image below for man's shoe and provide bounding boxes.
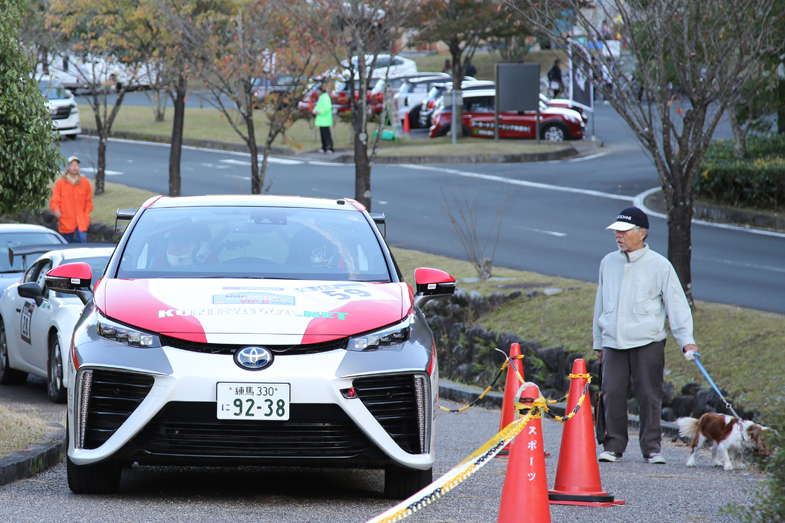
[598,451,622,462]
[645,453,666,464]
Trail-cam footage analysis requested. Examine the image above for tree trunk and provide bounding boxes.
[665,177,694,307]
[449,38,464,142]
[354,113,372,210]
[777,78,785,135]
[247,115,261,194]
[95,136,107,195]
[728,109,747,159]
[169,75,186,197]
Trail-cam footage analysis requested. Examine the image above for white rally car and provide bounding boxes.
[0,245,114,402]
[49,195,456,497]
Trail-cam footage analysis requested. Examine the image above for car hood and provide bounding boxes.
[96,279,411,345]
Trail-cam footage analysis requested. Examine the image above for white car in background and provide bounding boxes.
[0,245,114,402]
[38,76,81,139]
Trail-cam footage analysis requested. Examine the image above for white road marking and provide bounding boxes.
[567,152,609,162]
[518,226,567,237]
[307,161,343,166]
[79,167,123,175]
[400,164,632,201]
[694,255,785,274]
[377,201,389,205]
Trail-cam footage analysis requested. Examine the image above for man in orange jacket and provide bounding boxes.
[50,155,93,243]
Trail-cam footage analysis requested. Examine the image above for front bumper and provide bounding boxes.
[67,330,437,471]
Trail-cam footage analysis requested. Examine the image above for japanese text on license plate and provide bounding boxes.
[217,383,290,420]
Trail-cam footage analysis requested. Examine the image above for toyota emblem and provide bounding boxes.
[234,346,273,371]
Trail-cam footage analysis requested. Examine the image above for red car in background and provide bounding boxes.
[429,89,585,141]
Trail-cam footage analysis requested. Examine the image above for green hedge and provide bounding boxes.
[695,134,785,210]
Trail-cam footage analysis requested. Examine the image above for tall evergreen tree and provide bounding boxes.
[0,0,62,215]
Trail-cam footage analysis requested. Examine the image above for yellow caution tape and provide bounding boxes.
[366,392,547,523]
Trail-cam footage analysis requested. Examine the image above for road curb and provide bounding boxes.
[333,146,578,165]
[81,127,580,164]
[0,423,66,488]
[438,379,680,439]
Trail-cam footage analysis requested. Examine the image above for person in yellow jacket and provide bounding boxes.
[49,155,93,243]
[313,84,334,154]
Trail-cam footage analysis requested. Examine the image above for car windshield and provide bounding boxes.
[69,256,111,289]
[38,80,70,100]
[0,233,63,273]
[116,206,392,281]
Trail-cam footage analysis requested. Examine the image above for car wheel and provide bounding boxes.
[437,123,470,138]
[66,134,77,140]
[541,123,568,142]
[408,107,421,129]
[0,319,28,385]
[66,418,122,494]
[384,465,433,499]
[47,334,66,403]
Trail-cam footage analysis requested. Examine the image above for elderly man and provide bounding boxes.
[593,207,699,464]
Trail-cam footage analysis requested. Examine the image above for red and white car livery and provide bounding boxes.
[56,195,455,498]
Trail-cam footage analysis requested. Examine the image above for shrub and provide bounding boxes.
[695,134,785,210]
[725,395,785,522]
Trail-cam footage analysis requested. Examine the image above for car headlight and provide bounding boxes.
[346,317,411,351]
[97,314,161,348]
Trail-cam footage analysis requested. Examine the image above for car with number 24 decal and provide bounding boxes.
[0,245,113,402]
[48,195,456,498]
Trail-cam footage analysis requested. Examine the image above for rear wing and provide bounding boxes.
[9,243,115,272]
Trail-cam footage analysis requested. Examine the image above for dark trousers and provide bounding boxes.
[601,340,665,457]
[319,126,333,152]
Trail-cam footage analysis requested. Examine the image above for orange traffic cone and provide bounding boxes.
[403,112,411,133]
[548,359,624,506]
[498,384,551,523]
[496,343,523,456]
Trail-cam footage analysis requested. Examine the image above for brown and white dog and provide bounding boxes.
[677,413,767,471]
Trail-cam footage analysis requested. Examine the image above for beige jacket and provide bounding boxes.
[593,245,695,352]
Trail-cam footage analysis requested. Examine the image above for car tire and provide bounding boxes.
[384,465,433,499]
[47,334,66,403]
[66,134,77,140]
[437,123,470,138]
[0,319,28,385]
[66,419,122,494]
[408,107,421,129]
[541,122,569,142]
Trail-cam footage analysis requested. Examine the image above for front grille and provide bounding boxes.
[159,335,346,355]
[353,374,422,454]
[51,105,72,120]
[126,403,372,458]
[84,370,155,450]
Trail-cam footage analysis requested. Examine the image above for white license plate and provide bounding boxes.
[216,383,290,420]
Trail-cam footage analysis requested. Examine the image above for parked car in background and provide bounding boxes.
[368,72,448,115]
[0,224,66,298]
[541,93,589,123]
[389,75,452,126]
[429,89,585,141]
[336,54,417,80]
[55,195,456,497]
[251,74,303,109]
[38,76,81,139]
[417,79,489,128]
[0,245,114,402]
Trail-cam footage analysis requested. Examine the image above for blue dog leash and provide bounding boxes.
[693,353,741,419]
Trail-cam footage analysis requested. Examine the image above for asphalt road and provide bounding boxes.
[59,104,785,314]
[0,381,765,523]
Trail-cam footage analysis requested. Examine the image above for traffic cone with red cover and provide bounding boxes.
[403,112,411,133]
[498,384,551,523]
[548,359,624,506]
[496,343,523,456]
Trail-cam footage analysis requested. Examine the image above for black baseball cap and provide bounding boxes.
[606,207,649,231]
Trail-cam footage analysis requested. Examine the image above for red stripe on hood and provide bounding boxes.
[102,279,207,342]
[300,295,403,344]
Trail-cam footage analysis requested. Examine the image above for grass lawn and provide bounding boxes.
[0,405,49,457]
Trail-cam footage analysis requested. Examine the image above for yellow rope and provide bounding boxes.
[438,355,525,412]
